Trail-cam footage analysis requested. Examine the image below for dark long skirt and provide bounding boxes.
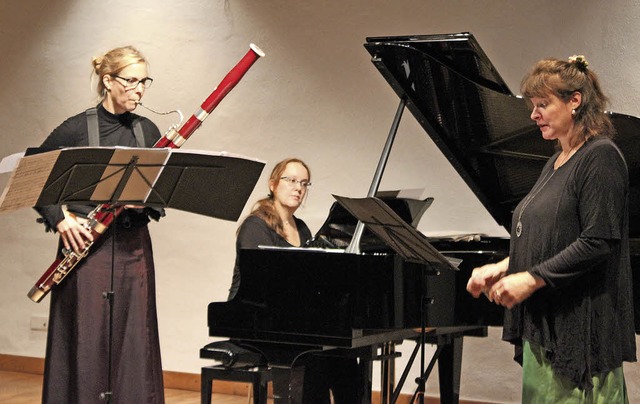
[42,224,164,404]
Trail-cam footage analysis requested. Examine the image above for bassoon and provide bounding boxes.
[27,44,265,303]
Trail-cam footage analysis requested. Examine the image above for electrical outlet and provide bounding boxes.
[30,316,48,331]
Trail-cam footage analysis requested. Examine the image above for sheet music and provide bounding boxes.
[0,151,61,213]
[0,146,265,221]
[92,148,170,202]
[0,151,25,174]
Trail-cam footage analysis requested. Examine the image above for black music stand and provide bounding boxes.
[0,146,264,220]
[333,195,456,269]
[0,146,264,402]
[333,195,460,404]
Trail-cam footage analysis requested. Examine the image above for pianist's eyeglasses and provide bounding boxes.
[280,176,311,189]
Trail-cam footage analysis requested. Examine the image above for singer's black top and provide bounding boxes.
[503,136,636,390]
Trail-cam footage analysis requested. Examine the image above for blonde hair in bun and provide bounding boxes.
[92,46,148,98]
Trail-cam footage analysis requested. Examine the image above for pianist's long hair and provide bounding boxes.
[247,158,311,238]
[520,56,614,142]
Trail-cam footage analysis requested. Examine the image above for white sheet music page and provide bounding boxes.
[0,150,61,213]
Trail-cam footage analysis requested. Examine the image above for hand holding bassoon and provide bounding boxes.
[56,209,93,255]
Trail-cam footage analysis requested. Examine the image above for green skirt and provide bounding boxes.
[522,341,628,403]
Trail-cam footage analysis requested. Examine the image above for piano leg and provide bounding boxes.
[356,356,373,404]
[431,327,486,404]
[436,334,463,404]
[271,356,366,404]
[272,367,299,404]
[390,328,485,404]
[380,342,397,404]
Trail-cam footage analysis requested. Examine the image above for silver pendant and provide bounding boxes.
[516,221,522,237]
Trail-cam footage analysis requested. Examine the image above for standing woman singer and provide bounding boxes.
[467,55,636,402]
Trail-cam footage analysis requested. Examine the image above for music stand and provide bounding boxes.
[333,194,460,404]
[1,147,265,220]
[0,146,265,402]
[333,195,457,269]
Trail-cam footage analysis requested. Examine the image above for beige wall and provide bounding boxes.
[0,0,638,402]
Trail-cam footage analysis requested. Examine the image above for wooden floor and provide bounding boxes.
[0,370,265,404]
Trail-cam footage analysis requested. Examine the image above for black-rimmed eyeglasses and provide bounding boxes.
[280,176,311,189]
[112,75,153,90]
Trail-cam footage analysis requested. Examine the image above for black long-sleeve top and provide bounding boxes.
[228,214,312,300]
[35,104,163,230]
[503,136,636,389]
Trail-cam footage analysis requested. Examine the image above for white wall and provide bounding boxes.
[0,0,638,402]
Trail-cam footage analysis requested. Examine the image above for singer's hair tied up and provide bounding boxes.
[568,54,589,72]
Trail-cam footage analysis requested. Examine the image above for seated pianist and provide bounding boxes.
[228,157,359,404]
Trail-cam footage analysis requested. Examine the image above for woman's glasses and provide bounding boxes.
[280,176,311,189]
[112,75,153,90]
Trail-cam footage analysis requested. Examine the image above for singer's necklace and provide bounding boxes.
[515,145,576,238]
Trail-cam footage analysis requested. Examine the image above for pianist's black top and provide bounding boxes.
[228,214,312,300]
[503,136,637,390]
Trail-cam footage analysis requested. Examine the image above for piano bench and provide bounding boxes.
[201,365,272,404]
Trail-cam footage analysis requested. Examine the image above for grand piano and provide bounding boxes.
[207,32,640,403]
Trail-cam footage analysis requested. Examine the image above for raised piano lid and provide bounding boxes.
[363,32,640,239]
